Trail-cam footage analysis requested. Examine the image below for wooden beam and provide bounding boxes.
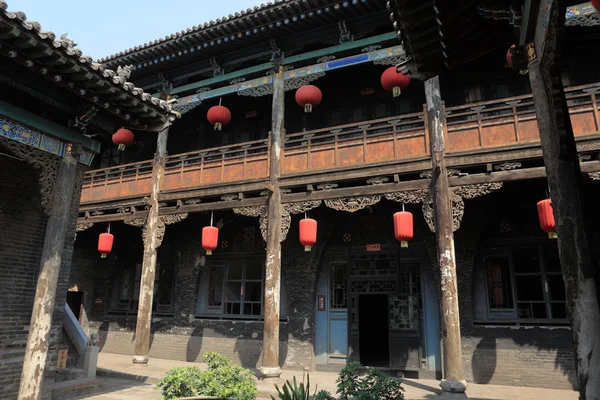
[19,148,79,400]
[133,126,169,365]
[167,32,397,96]
[528,2,600,398]
[261,65,284,378]
[425,76,467,393]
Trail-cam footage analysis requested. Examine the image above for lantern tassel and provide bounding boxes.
[548,232,558,239]
[393,87,401,97]
[305,245,312,252]
[214,123,222,131]
[206,250,213,255]
[304,104,313,113]
[118,144,126,151]
[101,254,107,259]
[401,241,408,248]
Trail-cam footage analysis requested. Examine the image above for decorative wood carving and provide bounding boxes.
[494,162,522,171]
[0,137,60,216]
[324,196,381,213]
[76,222,93,232]
[123,213,188,247]
[233,200,322,242]
[588,172,600,181]
[385,183,503,232]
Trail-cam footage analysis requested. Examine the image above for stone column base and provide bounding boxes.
[133,355,149,365]
[439,379,468,393]
[259,366,282,378]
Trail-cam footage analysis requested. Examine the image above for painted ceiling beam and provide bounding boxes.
[167,32,397,97]
[174,44,404,109]
[0,101,101,153]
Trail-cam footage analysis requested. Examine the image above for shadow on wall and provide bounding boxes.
[471,336,496,384]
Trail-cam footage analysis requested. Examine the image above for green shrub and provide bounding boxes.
[313,389,335,400]
[336,362,404,400]
[156,366,203,400]
[157,352,257,400]
[272,374,310,400]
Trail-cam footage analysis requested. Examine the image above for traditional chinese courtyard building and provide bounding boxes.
[2,0,600,399]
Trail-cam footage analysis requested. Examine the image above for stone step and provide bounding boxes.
[50,378,103,400]
[55,368,86,382]
[97,368,159,384]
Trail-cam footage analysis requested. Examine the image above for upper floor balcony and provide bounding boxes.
[80,82,600,205]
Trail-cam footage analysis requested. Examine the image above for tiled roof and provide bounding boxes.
[98,0,383,70]
[0,0,180,130]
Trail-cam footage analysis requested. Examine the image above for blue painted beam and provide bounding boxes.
[175,45,405,108]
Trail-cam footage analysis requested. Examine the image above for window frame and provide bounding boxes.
[482,242,568,325]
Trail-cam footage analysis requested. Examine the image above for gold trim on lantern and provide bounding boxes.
[214,123,222,131]
[304,245,312,252]
[401,241,408,248]
[101,254,107,259]
[118,144,125,151]
[304,104,313,113]
[393,87,401,97]
[206,250,213,255]
[548,232,558,239]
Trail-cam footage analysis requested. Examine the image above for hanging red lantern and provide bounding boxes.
[202,226,219,255]
[381,67,410,97]
[299,217,317,251]
[537,199,557,239]
[592,0,600,13]
[112,128,134,151]
[207,105,231,131]
[295,85,322,113]
[506,44,516,68]
[98,232,114,259]
[393,210,413,248]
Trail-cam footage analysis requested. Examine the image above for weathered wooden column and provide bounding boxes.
[19,144,80,400]
[425,76,467,393]
[133,125,170,364]
[260,65,284,378]
[527,2,600,398]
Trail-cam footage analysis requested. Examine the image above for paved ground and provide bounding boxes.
[84,352,579,400]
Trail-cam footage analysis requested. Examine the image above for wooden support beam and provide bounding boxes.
[528,2,600,398]
[260,65,284,379]
[425,76,467,393]
[19,146,79,400]
[132,125,169,365]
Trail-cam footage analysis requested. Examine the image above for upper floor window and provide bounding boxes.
[482,243,567,323]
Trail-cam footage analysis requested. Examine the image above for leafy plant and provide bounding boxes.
[272,374,311,400]
[157,352,257,400]
[156,366,203,400]
[313,389,335,400]
[336,362,404,400]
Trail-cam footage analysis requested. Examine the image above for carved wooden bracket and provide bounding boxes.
[588,172,600,181]
[385,183,503,232]
[324,196,381,212]
[76,222,93,232]
[0,137,60,216]
[124,212,188,248]
[233,200,322,242]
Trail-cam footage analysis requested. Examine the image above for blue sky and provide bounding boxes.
[15,0,266,60]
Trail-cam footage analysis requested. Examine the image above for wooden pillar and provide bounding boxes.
[424,76,467,393]
[260,65,284,378]
[528,3,600,398]
[19,145,79,400]
[133,126,169,364]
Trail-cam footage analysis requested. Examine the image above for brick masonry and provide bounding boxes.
[0,154,85,400]
[70,182,587,391]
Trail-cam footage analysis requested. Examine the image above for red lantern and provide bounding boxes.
[98,232,114,258]
[202,226,219,255]
[299,218,317,251]
[381,67,410,97]
[393,211,413,248]
[506,44,516,68]
[207,105,231,131]
[592,0,600,13]
[537,199,557,239]
[295,85,322,113]
[112,128,134,151]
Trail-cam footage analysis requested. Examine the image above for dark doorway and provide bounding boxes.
[66,291,84,323]
[358,294,389,367]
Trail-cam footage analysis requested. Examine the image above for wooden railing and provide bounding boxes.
[80,82,600,204]
[445,82,600,153]
[80,139,269,203]
[283,112,427,174]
